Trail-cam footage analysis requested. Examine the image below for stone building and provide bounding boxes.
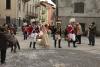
[0,0,40,26]
[0,0,31,26]
[0,0,18,25]
[53,0,100,35]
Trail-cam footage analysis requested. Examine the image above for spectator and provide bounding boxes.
[0,26,16,64]
[88,22,96,46]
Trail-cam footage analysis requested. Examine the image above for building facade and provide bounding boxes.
[0,0,55,26]
[0,0,17,25]
[38,1,55,25]
[0,0,40,26]
[0,0,30,26]
[57,0,100,35]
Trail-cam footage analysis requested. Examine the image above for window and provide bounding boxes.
[74,2,84,13]
[6,0,11,9]
[18,0,21,11]
[6,16,10,23]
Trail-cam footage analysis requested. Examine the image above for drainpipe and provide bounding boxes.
[56,0,58,20]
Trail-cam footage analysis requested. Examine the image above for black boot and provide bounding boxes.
[58,39,61,48]
[68,41,70,47]
[29,42,32,48]
[33,42,36,49]
[17,41,20,50]
[54,40,57,48]
[73,41,77,47]
[1,49,6,64]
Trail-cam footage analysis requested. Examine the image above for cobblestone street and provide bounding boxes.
[2,49,100,67]
[1,32,100,67]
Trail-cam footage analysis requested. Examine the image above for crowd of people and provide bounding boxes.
[21,22,50,49]
[0,20,96,64]
[51,21,96,48]
[21,20,96,49]
[64,21,96,47]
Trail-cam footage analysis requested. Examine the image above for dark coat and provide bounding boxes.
[0,31,16,49]
[55,27,61,36]
[51,26,57,34]
[89,25,96,35]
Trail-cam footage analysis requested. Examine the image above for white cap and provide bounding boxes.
[69,18,76,23]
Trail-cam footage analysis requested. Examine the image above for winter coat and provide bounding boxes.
[89,25,96,35]
[0,31,16,49]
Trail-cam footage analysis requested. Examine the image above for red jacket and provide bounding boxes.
[22,26,28,32]
[66,24,74,33]
[27,26,33,35]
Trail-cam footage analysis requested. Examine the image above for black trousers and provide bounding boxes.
[76,35,81,44]
[23,32,27,40]
[68,41,76,47]
[0,48,7,63]
[16,41,20,50]
[30,42,36,48]
[89,34,95,46]
[54,39,61,48]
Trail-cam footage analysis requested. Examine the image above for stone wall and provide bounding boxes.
[58,0,100,36]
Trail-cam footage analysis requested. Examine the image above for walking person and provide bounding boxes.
[88,22,96,46]
[22,25,28,40]
[27,24,33,36]
[76,22,82,44]
[0,26,16,64]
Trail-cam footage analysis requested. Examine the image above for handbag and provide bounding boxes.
[36,35,42,39]
[36,31,43,39]
[67,33,76,41]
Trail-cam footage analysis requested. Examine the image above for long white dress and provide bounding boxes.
[40,26,50,48]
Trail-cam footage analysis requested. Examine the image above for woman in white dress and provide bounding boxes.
[40,24,50,48]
